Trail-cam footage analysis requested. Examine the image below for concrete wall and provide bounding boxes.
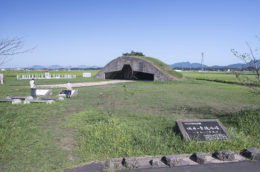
[95,57,172,81]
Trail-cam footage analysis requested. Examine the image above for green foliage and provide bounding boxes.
[122,51,144,56]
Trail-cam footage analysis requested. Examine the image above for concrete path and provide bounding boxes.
[120,161,260,172]
[38,80,135,88]
[64,161,260,172]
[64,163,104,172]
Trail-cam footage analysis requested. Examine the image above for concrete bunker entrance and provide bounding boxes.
[105,64,154,80]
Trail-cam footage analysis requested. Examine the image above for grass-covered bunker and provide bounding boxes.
[95,56,183,81]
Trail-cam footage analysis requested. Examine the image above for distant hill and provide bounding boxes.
[76,65,100,69]
[248,60,260,67]
[226,63,244,69]
[48,65,64,69]
[170,62,207,69]
[30,65,46,69]
[170,60,260,69]
[7,59,260,70]
[25,65,101,70]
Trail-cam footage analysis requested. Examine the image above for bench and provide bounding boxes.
[8,96,29,99]
[0,99,22,104]
[0,99,12,102]
[40,97,57,100]
[24,99,55,104]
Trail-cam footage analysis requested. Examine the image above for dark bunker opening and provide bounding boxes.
[105,64,154,80]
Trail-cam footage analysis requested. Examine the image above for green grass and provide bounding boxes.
[0,101,68,171]
[0,71,260,171]
[182,71,258,85]
[120,56,183,79]
[66,109,260,162]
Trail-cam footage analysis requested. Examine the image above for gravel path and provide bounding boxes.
[37,80,135,88]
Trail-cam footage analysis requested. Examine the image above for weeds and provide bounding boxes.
[66,109,260,163]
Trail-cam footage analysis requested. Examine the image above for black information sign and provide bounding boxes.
[176,119,231,141]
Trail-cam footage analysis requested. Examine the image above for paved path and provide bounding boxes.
[65,161,260,172]
[64,163,104,172]
[38,80,135,88]
[120,161,260,172]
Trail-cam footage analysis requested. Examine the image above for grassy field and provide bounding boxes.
[182,71,258,85]
[0,71,259,171]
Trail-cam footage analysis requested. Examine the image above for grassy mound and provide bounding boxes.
[120,56,183,79]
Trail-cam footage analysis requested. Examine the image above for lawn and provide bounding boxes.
[0,71,259,171]
[182,71,258,85]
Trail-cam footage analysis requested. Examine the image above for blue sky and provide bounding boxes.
[1,0,260,67]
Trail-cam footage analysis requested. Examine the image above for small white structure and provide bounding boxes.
[45,71,50,79]
[36,89,52,96]
[25,96,34,101]
[0,73,3,84]
[83,73,91,78]
[46,100,55,104]
[58,96,65,101]
[12,99,22,104]
[24,99,31,104]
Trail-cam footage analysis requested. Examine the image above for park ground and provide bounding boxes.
[0,70,260,172]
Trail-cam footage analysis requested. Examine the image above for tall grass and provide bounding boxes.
[66,109,260,163]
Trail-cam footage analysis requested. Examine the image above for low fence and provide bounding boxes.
[17,74,76,80]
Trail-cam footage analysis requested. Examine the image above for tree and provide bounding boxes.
[0,37,31,67]
[122,51,145,57]
[231,37,260,94]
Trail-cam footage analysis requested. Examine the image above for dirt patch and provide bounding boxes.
[38,80,135,88]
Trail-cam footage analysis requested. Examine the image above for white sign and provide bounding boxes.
[45,72,50,79]
[0,73,3,84]
[83,73,91,78]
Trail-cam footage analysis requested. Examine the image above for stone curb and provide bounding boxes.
[103,148,260,171]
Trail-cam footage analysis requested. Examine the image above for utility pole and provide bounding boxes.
[201,52,204,71]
